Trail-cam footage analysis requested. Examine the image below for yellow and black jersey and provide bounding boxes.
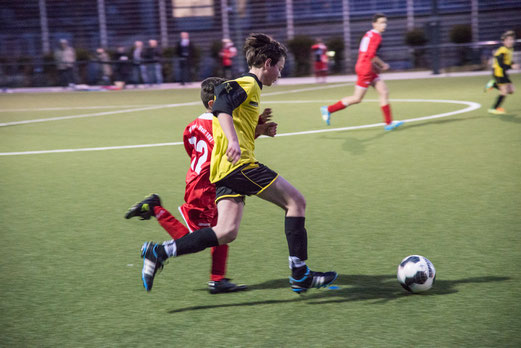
[493,46,514,78]
[210,73,262,183]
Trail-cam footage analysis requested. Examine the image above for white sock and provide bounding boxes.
[288,256,306,269]
[163,240,177,257]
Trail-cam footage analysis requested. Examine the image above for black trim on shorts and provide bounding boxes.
[494,73,511,85]
[214,162,279,203]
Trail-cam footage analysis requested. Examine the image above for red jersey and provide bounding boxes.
[181,112,217,228]
[220,46,237,67]
[355,29,382,74]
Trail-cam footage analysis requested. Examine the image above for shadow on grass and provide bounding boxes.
[496,112,521,124]
[168,274,509,314]
[397,115,482,131]
[321,116,482,155]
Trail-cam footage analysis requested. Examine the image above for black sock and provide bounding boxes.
[292,265,308,279]
[493,95,505,109]
[175,227,219,256]
[285,216,308,262]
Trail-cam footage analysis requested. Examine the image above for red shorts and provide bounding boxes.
[355,70,380,88]
[178,203,217,232]
[314,61,327,72]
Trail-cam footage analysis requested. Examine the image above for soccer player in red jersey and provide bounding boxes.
[126,77,274,294]
[321,13,403,131]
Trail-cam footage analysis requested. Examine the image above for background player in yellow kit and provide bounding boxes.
[485,30,519,114]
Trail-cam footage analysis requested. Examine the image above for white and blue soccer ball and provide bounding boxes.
[397,255,436,293]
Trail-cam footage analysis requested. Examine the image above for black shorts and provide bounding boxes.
[214,162,279,203]
[494,73,511,84]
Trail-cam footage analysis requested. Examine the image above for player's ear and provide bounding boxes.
[264,58,272,70]
[208,99,214,109]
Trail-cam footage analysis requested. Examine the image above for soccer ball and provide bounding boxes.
[397,255,436,293]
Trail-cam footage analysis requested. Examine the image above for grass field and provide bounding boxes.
[1,74,520,347]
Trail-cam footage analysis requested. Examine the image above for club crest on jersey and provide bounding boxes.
[224,83,233,93]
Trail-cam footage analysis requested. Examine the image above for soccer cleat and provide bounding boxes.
[289,267,338,294]
[320,106,331,126]
[484,79,496,92]
[208,278,248,294]
[488,107,506,115]
[140,241,167,291]
[125,193,161,220]
[384,120,404,131]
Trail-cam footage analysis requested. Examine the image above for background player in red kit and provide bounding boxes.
[126,77,276,293]
[321,13,403,131]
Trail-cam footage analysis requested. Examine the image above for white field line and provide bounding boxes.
[262,82,353,97]
[0,101,200,127]
[0,83,353,127]
[0,104,161,112]
[0,99,481,157]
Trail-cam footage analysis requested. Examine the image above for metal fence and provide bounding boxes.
[1,0,520,87]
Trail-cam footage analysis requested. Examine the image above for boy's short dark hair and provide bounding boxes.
[243,33,287,68]
[501,30,516,41]
[372,13,386,22]
[201,77,226,109]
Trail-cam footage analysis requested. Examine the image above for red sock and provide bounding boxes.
[381,104,392,125]
[210,244,229,281]
[328,101,347,113]
[154,206,189,240]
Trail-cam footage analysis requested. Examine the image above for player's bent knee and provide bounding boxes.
[217,228,238,244]
[287,193,306,216]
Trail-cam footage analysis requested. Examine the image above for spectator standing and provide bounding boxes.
[177,32,194,85]
[54,39,76,87]
[96,48,112,85]
[219,39,237,79]
[114,46,131,88]
[132,40,148,86]
[145,39,163,86]
[311,38,328,83]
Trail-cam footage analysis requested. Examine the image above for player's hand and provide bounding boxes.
[266,122,278,137]
[259,108,273,124]
[512,63,520,70]
[256,122,278,137]
[226,141,241,164]
[381,63,390,71]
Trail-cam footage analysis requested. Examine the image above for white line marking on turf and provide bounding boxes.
[0,99,480,156]
[0,83,352,127]
[0,104,162,112]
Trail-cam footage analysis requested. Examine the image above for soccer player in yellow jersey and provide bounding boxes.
[485,30,519,115]
[139,33,337,293]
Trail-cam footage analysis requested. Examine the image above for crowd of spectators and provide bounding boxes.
[52,33,203,89]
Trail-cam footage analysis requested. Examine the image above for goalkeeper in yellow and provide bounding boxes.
[485,30,519,114]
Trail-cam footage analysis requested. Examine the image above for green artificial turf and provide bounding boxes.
[1,74,520,347]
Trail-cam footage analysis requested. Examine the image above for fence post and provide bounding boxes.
[158,0,168,48]
[39,0,50,54]
[286,0,294,40]
[407,0,414,31]
[97,0,108,48]
[471,0,479,43]
[221,0,230,39]
[342,0,351,72]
